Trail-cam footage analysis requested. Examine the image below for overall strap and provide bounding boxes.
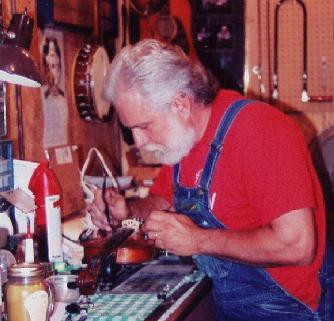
[199,99,254,189]
[173,163,180,185]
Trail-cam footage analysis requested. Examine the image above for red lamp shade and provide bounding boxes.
[0,44,42,87]
[0,10,42,88]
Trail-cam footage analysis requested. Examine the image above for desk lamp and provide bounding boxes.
[0,9,42,87]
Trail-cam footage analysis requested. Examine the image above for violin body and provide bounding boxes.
[77,228,155,295]
[116,238,155,264]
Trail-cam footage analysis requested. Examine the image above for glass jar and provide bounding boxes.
[5,263,54,321]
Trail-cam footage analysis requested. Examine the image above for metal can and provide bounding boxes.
[5,263,55,321]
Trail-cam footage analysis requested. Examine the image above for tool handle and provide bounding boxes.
[309,95,333,102]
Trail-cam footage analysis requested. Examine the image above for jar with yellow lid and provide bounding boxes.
[5,263,55,321]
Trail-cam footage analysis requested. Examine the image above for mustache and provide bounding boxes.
[141,144,165,153]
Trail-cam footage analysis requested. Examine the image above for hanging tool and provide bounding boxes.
[252,0,265,100]
[266,0,272,104]
[308,56,333,102]
[272,0,309,102]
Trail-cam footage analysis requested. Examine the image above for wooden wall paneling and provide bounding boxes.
[65,30,121,174]
[39,28,122,216]
[53,0,93,28]
[0,0,122,216]
[246,0,334,114]
[2,0,45,160]
[307,1,334,106]
[274,1,305,108]
[244,0,334,141]
[35,0,94,29]
[100,0,113,36]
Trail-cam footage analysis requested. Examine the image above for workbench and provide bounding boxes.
[52,260,216,321]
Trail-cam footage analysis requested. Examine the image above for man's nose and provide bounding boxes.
[132,129,148,148]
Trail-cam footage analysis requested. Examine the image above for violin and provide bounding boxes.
[116,234,155,264]
[115,219,155,264]
[77,227,155,295]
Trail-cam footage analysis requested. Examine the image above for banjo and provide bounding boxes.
[73,0,111,121]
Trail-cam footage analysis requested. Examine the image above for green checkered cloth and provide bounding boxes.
[64,293,160,321]
[62,271,205,321]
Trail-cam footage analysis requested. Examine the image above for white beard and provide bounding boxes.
[142,122,197,165]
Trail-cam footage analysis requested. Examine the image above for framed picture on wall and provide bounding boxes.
[40,28,69,149]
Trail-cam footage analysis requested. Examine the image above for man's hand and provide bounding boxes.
[142,210,202,256]
[87,188,130,230]
[142,207,316,266]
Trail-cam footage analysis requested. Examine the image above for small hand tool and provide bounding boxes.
[102,172,112,228]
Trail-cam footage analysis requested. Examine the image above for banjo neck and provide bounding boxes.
[92,0,103,45]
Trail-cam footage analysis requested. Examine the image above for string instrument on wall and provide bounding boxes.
[72,0,111,122]
[135,0,198,61]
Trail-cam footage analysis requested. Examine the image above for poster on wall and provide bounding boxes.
[40,29,68,148]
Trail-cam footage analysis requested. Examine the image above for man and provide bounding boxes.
[88,39,334,321]
[42,37,65,98]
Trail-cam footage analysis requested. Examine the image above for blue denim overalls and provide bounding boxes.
[173,99,334,321]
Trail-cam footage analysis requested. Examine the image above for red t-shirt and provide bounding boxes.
[151,89,326,309]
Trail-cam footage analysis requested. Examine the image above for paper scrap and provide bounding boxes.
[0,188,36,213]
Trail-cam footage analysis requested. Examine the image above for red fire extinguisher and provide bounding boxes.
[29,161,63,263]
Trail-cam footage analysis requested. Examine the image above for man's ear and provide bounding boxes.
[170,92,192,118]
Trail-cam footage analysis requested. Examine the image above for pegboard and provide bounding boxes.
[245,0,334,112]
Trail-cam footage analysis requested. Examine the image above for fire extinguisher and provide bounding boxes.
[28,161,63,263]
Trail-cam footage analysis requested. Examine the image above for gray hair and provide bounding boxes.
[103,39,219,111]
